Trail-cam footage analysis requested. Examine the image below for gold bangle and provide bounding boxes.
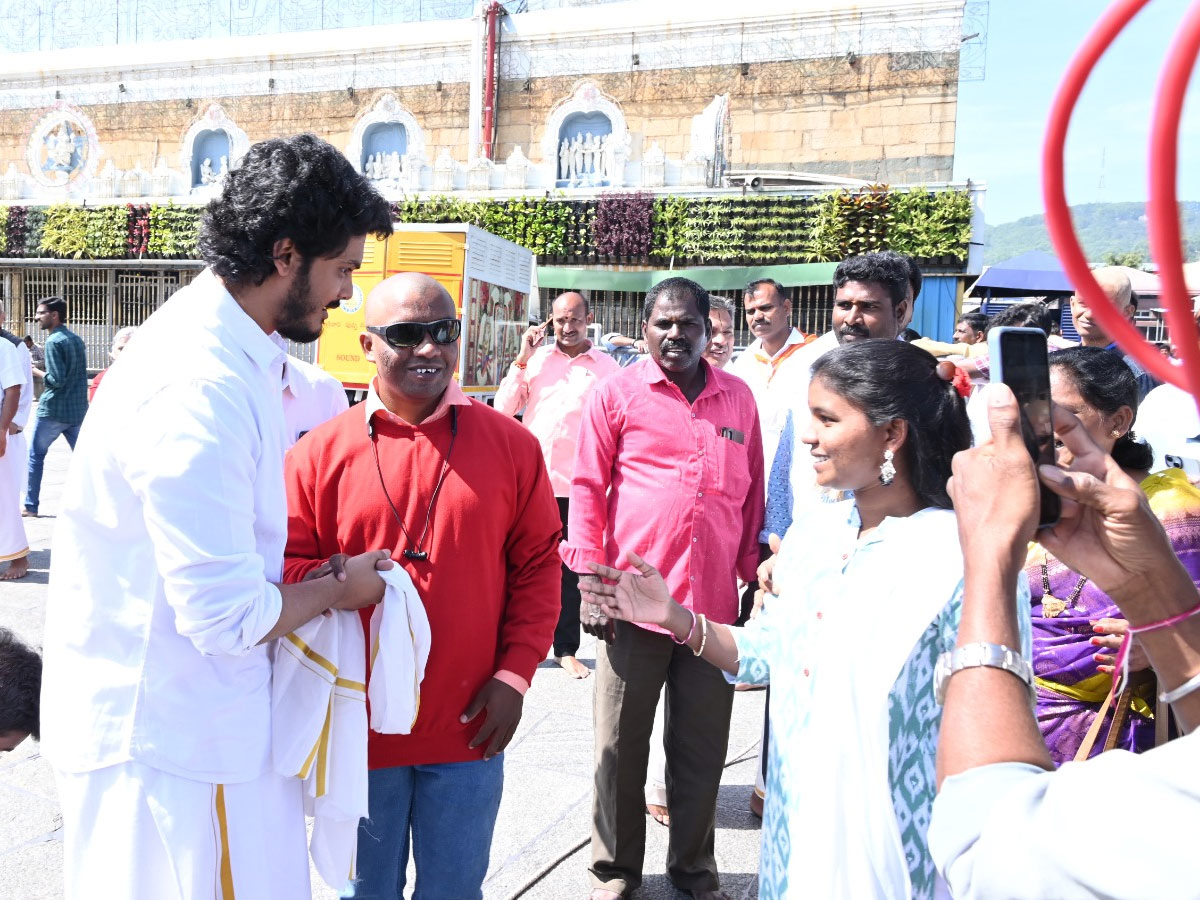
[693,614,708,657]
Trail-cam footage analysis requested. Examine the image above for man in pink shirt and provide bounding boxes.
[495,290,619,679]
[561,277,764,900]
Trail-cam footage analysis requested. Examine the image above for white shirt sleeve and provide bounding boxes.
[930,729,1200,899]
[124,378,283,656]
[0,340,22,392]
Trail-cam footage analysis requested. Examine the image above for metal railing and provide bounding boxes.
[0,262,318,370]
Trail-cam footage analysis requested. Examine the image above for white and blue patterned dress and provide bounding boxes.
[732,500,1029,899]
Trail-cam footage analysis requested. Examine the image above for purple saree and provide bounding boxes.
[1027,468,1200,765]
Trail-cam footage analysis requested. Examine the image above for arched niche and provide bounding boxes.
[190,129,231,188]
[180,104,249,192]
[346,94,426,181]
[542,81,629,189]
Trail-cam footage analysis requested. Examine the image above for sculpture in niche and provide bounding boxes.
[219,156,228,177]
[200,158,215,185]
[387,152,401,180]
[556,128,630,187]
[569,135,583,183]
[581,132,595,179]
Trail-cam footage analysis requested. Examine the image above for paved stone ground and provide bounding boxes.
[0,408,764,900]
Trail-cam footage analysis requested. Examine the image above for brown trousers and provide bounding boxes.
[590,620,735,896]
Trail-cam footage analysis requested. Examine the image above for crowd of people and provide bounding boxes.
[2,132,1200,900]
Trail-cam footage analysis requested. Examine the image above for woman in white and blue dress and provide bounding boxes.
[581,339,1030,900]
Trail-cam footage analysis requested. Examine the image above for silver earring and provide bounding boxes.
[879,448,896,486]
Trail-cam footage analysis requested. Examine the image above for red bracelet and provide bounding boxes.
[1113,598,1200,693]
[512,361,527,370]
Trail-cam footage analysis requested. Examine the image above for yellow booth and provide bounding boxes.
[317,223,536,400]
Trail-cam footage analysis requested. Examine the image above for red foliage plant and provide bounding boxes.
[592,192,653,257]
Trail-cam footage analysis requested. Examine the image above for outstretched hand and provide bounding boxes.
[582,552,676,627]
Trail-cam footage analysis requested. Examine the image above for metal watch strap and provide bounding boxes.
[935,641,1034,705]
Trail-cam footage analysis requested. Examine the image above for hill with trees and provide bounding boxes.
[984,201,1200,265]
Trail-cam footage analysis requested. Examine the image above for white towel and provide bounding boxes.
[368,566,432,734]
[272,609,366,891]
[270,565,433,890]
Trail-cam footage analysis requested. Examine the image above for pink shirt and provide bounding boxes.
[560,357,765,629]
[494,343,620,497]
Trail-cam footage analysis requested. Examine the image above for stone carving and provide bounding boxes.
[180,103,248,191]
[95,159,116,199]
[466,156,494,192]
[433,149,456,192]
[504,145,529,190]
[1,163,25,202]
[200,157,215,184]
[543,81,631,189]
[121,164,146,197]
[689,94,730,188]
[641,141,666,188]
[152,157,176,195]
[347,93,427,184]
[27,104,100,189]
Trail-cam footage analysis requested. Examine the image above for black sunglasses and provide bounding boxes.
[366,319,461,348]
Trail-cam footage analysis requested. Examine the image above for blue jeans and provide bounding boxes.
[25,416,80,514]
[345,755,505,900]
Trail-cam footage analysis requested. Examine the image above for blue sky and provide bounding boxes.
[954,0,1200,225]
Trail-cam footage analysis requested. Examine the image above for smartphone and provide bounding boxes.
[1166,454,1200,480]
[987,326,1060,528]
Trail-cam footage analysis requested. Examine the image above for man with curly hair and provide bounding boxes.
[40,133,396,900]
[0,628,40,752]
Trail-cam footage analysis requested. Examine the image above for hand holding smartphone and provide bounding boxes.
[987,326,1061,528]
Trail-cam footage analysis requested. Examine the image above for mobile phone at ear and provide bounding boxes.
[987,326,1060,528]
[1166,454,1200,480]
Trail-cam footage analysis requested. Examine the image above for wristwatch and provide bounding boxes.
[934,642,1034,705]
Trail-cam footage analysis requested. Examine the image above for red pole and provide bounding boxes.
[482,1,501,160]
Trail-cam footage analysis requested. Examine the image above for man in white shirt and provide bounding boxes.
[0,301,32,581]
[728,278,811,476]
[40,133,396,900]
[271,334,351,447]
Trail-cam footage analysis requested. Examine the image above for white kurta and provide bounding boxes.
[930,729,1200,899]
[40,270,304,898]
[0,336,28,560]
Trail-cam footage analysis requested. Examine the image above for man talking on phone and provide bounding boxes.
[495,290,619,678]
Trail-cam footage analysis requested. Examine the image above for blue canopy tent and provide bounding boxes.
[969,250,1078,340]
[971,250,1075,297]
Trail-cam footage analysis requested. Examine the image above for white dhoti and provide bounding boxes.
[55,760,309,900]
[0,430,28,562]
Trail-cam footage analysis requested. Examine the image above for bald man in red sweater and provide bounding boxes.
[283,273,561,900]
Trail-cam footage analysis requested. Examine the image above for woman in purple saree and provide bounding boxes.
[1027,347,1200,764]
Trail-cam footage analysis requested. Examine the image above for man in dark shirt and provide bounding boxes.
[24,296,87,517]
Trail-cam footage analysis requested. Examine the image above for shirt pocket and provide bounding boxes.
[707,425,752,499]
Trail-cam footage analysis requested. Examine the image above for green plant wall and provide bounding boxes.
[0,187,973,265]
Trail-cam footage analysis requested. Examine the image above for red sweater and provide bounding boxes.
[283,399,561,768]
